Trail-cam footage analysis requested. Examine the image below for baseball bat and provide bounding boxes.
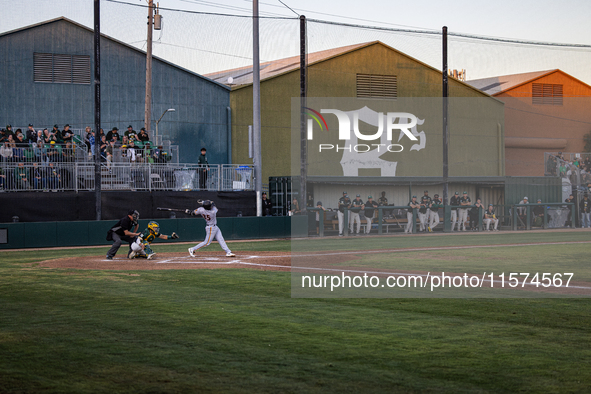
[156,207,189,212]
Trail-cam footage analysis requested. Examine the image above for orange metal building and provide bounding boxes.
[468,69,591,176]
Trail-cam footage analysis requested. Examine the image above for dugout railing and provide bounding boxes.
[307,203,576,236]
[0,162,254,192]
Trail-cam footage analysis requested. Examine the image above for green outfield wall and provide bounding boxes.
[0,216,307,250]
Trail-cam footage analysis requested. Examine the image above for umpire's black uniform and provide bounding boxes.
[106,210,139,259]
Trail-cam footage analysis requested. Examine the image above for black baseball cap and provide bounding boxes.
[54,124,59,128]
[434,194,439,197]
[317,201,322,205]
[112,127,118,131]
[343,191,347,194]
[368,195,373,199]
[424,190,428,193]
[128,125,133,128]
[356,194,360,197]
[412,195,417,198]
[28,123,33,127]
[64,124,69,127]
[140,127,146,131]
[455,192,459,195]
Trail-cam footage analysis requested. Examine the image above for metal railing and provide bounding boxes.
[0,162,253,192]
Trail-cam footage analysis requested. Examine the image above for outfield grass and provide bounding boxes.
[1,233,590,393]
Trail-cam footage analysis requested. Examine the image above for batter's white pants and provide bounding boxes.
[418,212,428,231]
[451,210,458,231]
[483,218,499,230]
[429,211,440,230]
[189,225,232,254]
[337,211,350,234]
[405,212,414,233]
[459,209,469,230]
[350,212,361,234]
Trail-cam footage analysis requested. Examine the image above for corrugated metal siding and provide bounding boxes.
[505,176,561,204]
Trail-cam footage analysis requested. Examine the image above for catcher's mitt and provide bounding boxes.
[171,232,179,239]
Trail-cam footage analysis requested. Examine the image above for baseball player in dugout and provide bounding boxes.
[106,210,141,260]
[364,196,379,234]
[350,194,365,235]
[450,191,461,231]
[129,221,179,260]
[429,193,443,232]
[186,200,235,257]
[378,191,390,218]
[418,190,432,232]
[459,191,472,231]
[483,204,499,231]
[337,191,351,236]
[405,196,420,234]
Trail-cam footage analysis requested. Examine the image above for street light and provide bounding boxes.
[155,108,175,141]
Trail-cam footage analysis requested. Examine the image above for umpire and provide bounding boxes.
[106,210,141,260]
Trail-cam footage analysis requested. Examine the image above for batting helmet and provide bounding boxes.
[148,221,159,234]
[202,200,213,210]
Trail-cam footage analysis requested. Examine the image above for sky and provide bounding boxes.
[2,0,591,83]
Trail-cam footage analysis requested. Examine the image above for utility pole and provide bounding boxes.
[442,26,449,204]
[145,0,153,132]
[94,0,101,221]
[299,15,307,215]
[253,0,262,216]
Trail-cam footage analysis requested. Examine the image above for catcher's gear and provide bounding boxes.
[171,232,179,239]
[148,221,159,234]
[129,210,140,222]
[202,200,213,210]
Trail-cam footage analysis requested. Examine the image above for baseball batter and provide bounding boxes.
[186,200,235,257]
[129,221,179,259]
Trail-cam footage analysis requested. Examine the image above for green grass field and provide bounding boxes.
[1,232,590,393]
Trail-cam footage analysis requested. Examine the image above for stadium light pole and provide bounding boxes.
[155,108,175,140]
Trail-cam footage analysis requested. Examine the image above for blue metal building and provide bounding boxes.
[0,17,231,164]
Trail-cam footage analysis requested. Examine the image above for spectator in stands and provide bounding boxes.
[62,141,74,162]
[45,141,59,162]
[262,192,272,216]
[105,139,115,166]
[289,198,300,216]
[33,140,45,163]
[26,124,37,143]
[0,167,5,191]
[559,161,567,177]
[84,126,92,151]
[97,128,105,140]
[137,127,149,143]
[47,162,61,190]
[127,140,138,163]
[32,162,44,190]
[14,162,30,190]
[43,128,52,144]
[0,141,13,162]
[106,127,120,143]
[121,135,129,147]
[51,125,61,142]
[87,129,96,158]
[580,194,591,228]
[36,129,44,143]
[14,133,27,162]
[5,124,14,137]
[124,125,137,142]
[197,147,209,190]
[546,154,557,176]
[100,135,108,162]
[533,199,545,227]
[0,128,7,144]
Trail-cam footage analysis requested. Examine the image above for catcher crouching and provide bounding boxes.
[129,221,179,259]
